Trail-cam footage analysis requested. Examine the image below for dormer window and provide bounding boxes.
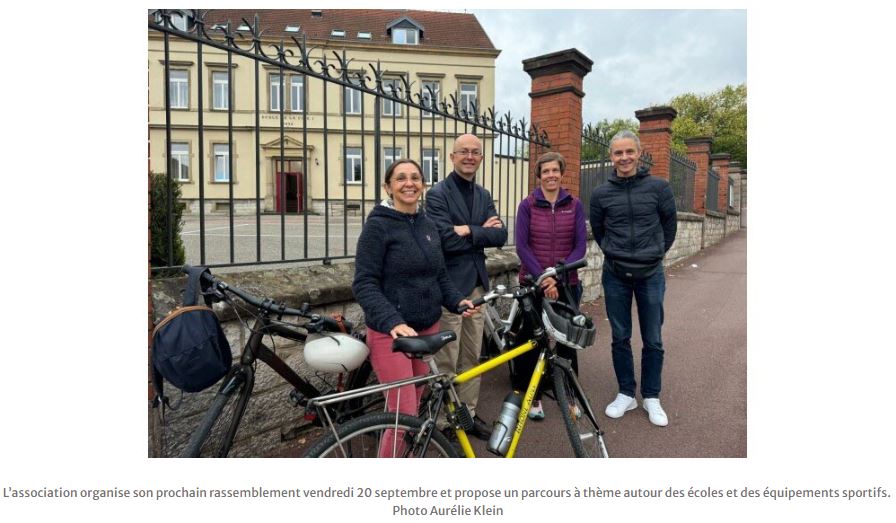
[391,28,418,45]
[386,16,423,45]
[358,31,372,40]
[331,29,346,38]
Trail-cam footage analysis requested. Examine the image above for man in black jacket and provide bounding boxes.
[589,130,677,427]
[426,133,507,439]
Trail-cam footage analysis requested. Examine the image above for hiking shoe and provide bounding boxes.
[469,415,493,441]
[605,393,637,418]
[528,400,545,420]
[642,398,668,426]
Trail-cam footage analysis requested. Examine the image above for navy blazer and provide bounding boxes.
[425,172,507,295]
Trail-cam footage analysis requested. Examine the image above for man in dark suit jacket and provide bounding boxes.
[426,133,507,439]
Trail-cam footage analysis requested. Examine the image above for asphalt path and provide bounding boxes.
[475,229,748,458]
[279,229,747,458]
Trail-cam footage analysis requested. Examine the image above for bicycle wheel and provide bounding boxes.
[180,368,250,458]
[552,364,609,458]
[304,412,460,458]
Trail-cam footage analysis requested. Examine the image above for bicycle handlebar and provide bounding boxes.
[181,265,353,332]
[457,258,588,312]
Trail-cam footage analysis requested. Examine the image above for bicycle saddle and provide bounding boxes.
[392,330,457,357]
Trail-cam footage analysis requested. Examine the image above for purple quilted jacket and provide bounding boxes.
[515,187,587,286]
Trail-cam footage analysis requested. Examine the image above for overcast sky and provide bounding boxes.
[471,9,746,127]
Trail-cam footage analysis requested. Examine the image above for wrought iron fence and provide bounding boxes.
[706,168,721,213]
[148,10,550,272]
[579,124,653,212]
[669,149,696,213]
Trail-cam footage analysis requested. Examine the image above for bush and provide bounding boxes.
[150,172,186,275]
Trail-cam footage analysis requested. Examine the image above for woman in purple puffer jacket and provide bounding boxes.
[513,151,587,420]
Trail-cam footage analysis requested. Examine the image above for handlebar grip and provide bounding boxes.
[457,295,487,314]
[560,258,587,273]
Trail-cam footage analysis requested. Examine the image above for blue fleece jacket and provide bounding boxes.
[352,204,466,333]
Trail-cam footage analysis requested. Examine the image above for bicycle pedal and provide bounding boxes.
[453,404,474,431]
[288,389,309,407]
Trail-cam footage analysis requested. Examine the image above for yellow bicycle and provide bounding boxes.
[304,259,608,458]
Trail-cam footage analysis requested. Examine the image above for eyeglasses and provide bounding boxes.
[392,174,423,184]
[453,149,482,158]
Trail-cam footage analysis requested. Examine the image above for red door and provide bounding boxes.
[275,160,304,212]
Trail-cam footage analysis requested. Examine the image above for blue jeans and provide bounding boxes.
[601,267,666,398]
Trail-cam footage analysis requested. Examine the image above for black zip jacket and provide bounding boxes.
[589,166,677,265]
[353,204,466,334]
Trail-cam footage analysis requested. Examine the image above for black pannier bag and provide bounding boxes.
[151,267,231,408]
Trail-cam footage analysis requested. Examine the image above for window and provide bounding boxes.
[213,144,230,182]
[169,70,188,109]
[156,11,191,31]
[290,75,304,112]
[344,147,363,183]
[270,74,283,112]
[331,29,346,38]
[212,71,229,110]
[459,82,478,115]
[421,80,440,117]
[344,78,362,115]
[358,31,372,39]
[392,28,418,45]
[384,147,403,173]
[171,143,190,182]
[382,78,402,117]
[422,149,440,184]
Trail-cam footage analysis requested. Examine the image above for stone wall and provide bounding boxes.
[666,212,704,266]
[704,210,726,247]
[149,250,520,458]
[726,210,741,235]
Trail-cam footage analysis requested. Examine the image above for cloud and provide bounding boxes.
[473,9,746,127]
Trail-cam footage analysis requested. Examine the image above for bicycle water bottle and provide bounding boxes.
[487,391,522,456]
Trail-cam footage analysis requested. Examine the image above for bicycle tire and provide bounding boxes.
[303,412,460,458]
[552,364,609,458]
[180,371,249,458]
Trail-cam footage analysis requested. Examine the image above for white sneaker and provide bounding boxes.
[643,398,668,426]
[605,393,637,418]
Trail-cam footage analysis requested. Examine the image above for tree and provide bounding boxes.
[150,172,186,275]
[669,83,747,167]
[581,117,639,161]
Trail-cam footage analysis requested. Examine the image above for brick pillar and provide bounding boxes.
[523,48,593,197]
[635,106,677,180]
[711,153,731,211]
[685,137,713,214]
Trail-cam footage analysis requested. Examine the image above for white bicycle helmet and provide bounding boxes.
[541,300,596,351]
[303,333,369,373]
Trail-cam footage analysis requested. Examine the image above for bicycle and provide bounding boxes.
[168,266,380,458]
[303,258,609,458]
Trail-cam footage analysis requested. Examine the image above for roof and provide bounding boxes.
[201,9,497,52]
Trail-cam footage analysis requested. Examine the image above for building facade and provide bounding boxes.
[148,9,501,215]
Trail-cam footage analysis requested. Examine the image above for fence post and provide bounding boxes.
[635,106,677,181]
[523,48,593,198]
[685,137,713,215]
[711,153,731,212]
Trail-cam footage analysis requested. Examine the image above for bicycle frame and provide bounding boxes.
[446,339,543,458]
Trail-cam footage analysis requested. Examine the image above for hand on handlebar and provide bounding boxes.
[541,277,559,300]
[458,299,479,317]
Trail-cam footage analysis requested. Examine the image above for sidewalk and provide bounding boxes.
[472,229,748,457]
